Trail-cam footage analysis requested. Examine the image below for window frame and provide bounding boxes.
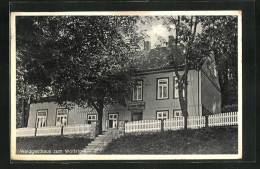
[36,109,48,128]
[156,77,169,100]
[87,114,97,121]
[156,110,169,120]
[107,113,119,129]
[56,108,68,126]
[86,114,97,124]
[173,109,183,118]
[132,80,143,101]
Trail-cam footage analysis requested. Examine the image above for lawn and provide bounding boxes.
[102,126,238,154]
[16,135,92,154]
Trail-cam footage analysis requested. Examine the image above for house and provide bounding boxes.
[27,54,221,132]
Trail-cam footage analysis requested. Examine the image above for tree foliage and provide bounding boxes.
[16,15,238,131]
[16,16,142,133]
[141,15,238,128]
[160,16,206,129]
[199,16,238,107]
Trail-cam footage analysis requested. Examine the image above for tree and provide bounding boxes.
[199,16,238,109]
[161,16,208,130]
[16,17,48,128]
[16,16,142,133]
[16,55,43,128]
[162,15,238,129]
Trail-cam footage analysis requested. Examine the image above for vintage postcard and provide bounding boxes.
[10,11,242,161]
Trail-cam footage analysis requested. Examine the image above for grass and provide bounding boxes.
[102,126,238,154]
[16,135,92,154]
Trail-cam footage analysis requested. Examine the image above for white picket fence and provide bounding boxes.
[125,120,161,133]
[187,116,206,129]
[63,124,92,135]
[125,112,238,133]
[16,124,92,137]
[164,117,184,130]
[16,127,35,137]
[208,111,238,127]
[36,126,62,136]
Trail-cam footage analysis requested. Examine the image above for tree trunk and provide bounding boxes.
[178,82,188,130]
[24,97,30,127]
[97,108,103,135]
[21,97,25,127]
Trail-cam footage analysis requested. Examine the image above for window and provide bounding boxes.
[132,81,142,101]
[108,114,118,128]
[56,109,68,126]
[86,114,97,124]
[173,110,182,117]
[88,114,97,121]
[174,77,185,98]
[156,110,168,120]
[36,110,47,127]
[132,111,143,121]
[157,78,168,99]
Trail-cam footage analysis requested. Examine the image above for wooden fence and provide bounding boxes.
[125,112,238,133]
[125,120,161,133]
[208,112,238,127]
[16,124,92,137]
[187,116,206,129]
[16,127,35,137]
[164,117,184,131]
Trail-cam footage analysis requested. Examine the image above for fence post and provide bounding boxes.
[161,119,164,132]
[205,115,209,129]
[34,127,37,137]
[61,125,64,137]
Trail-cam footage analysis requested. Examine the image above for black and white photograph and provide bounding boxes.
[10,11,242,160]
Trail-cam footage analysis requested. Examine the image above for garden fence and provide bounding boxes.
[208,111,238,127]
[125,112,238,133]
[125,120,161,133]
[16,124,93,137]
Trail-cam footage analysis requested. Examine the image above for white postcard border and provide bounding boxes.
[10,10,242,161]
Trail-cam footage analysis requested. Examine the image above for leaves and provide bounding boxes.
[160,15,238,109]
[200,16,238,106]
[16,16,142,111]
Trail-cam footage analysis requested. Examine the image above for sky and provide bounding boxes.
[146,23,174,48]
[137,18,174,49]
[138,17,202,49]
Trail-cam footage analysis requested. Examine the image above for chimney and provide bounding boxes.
[144,41,151,51]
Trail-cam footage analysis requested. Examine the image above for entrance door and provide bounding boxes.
[132,111,143,121]
[108,114,118,128]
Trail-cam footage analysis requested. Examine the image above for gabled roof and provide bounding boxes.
[135,46,208,75]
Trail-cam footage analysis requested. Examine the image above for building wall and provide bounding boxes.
[201,57,222,114]
[27,102,96,128]
[27,68,216,130]
[102,69,202,131]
